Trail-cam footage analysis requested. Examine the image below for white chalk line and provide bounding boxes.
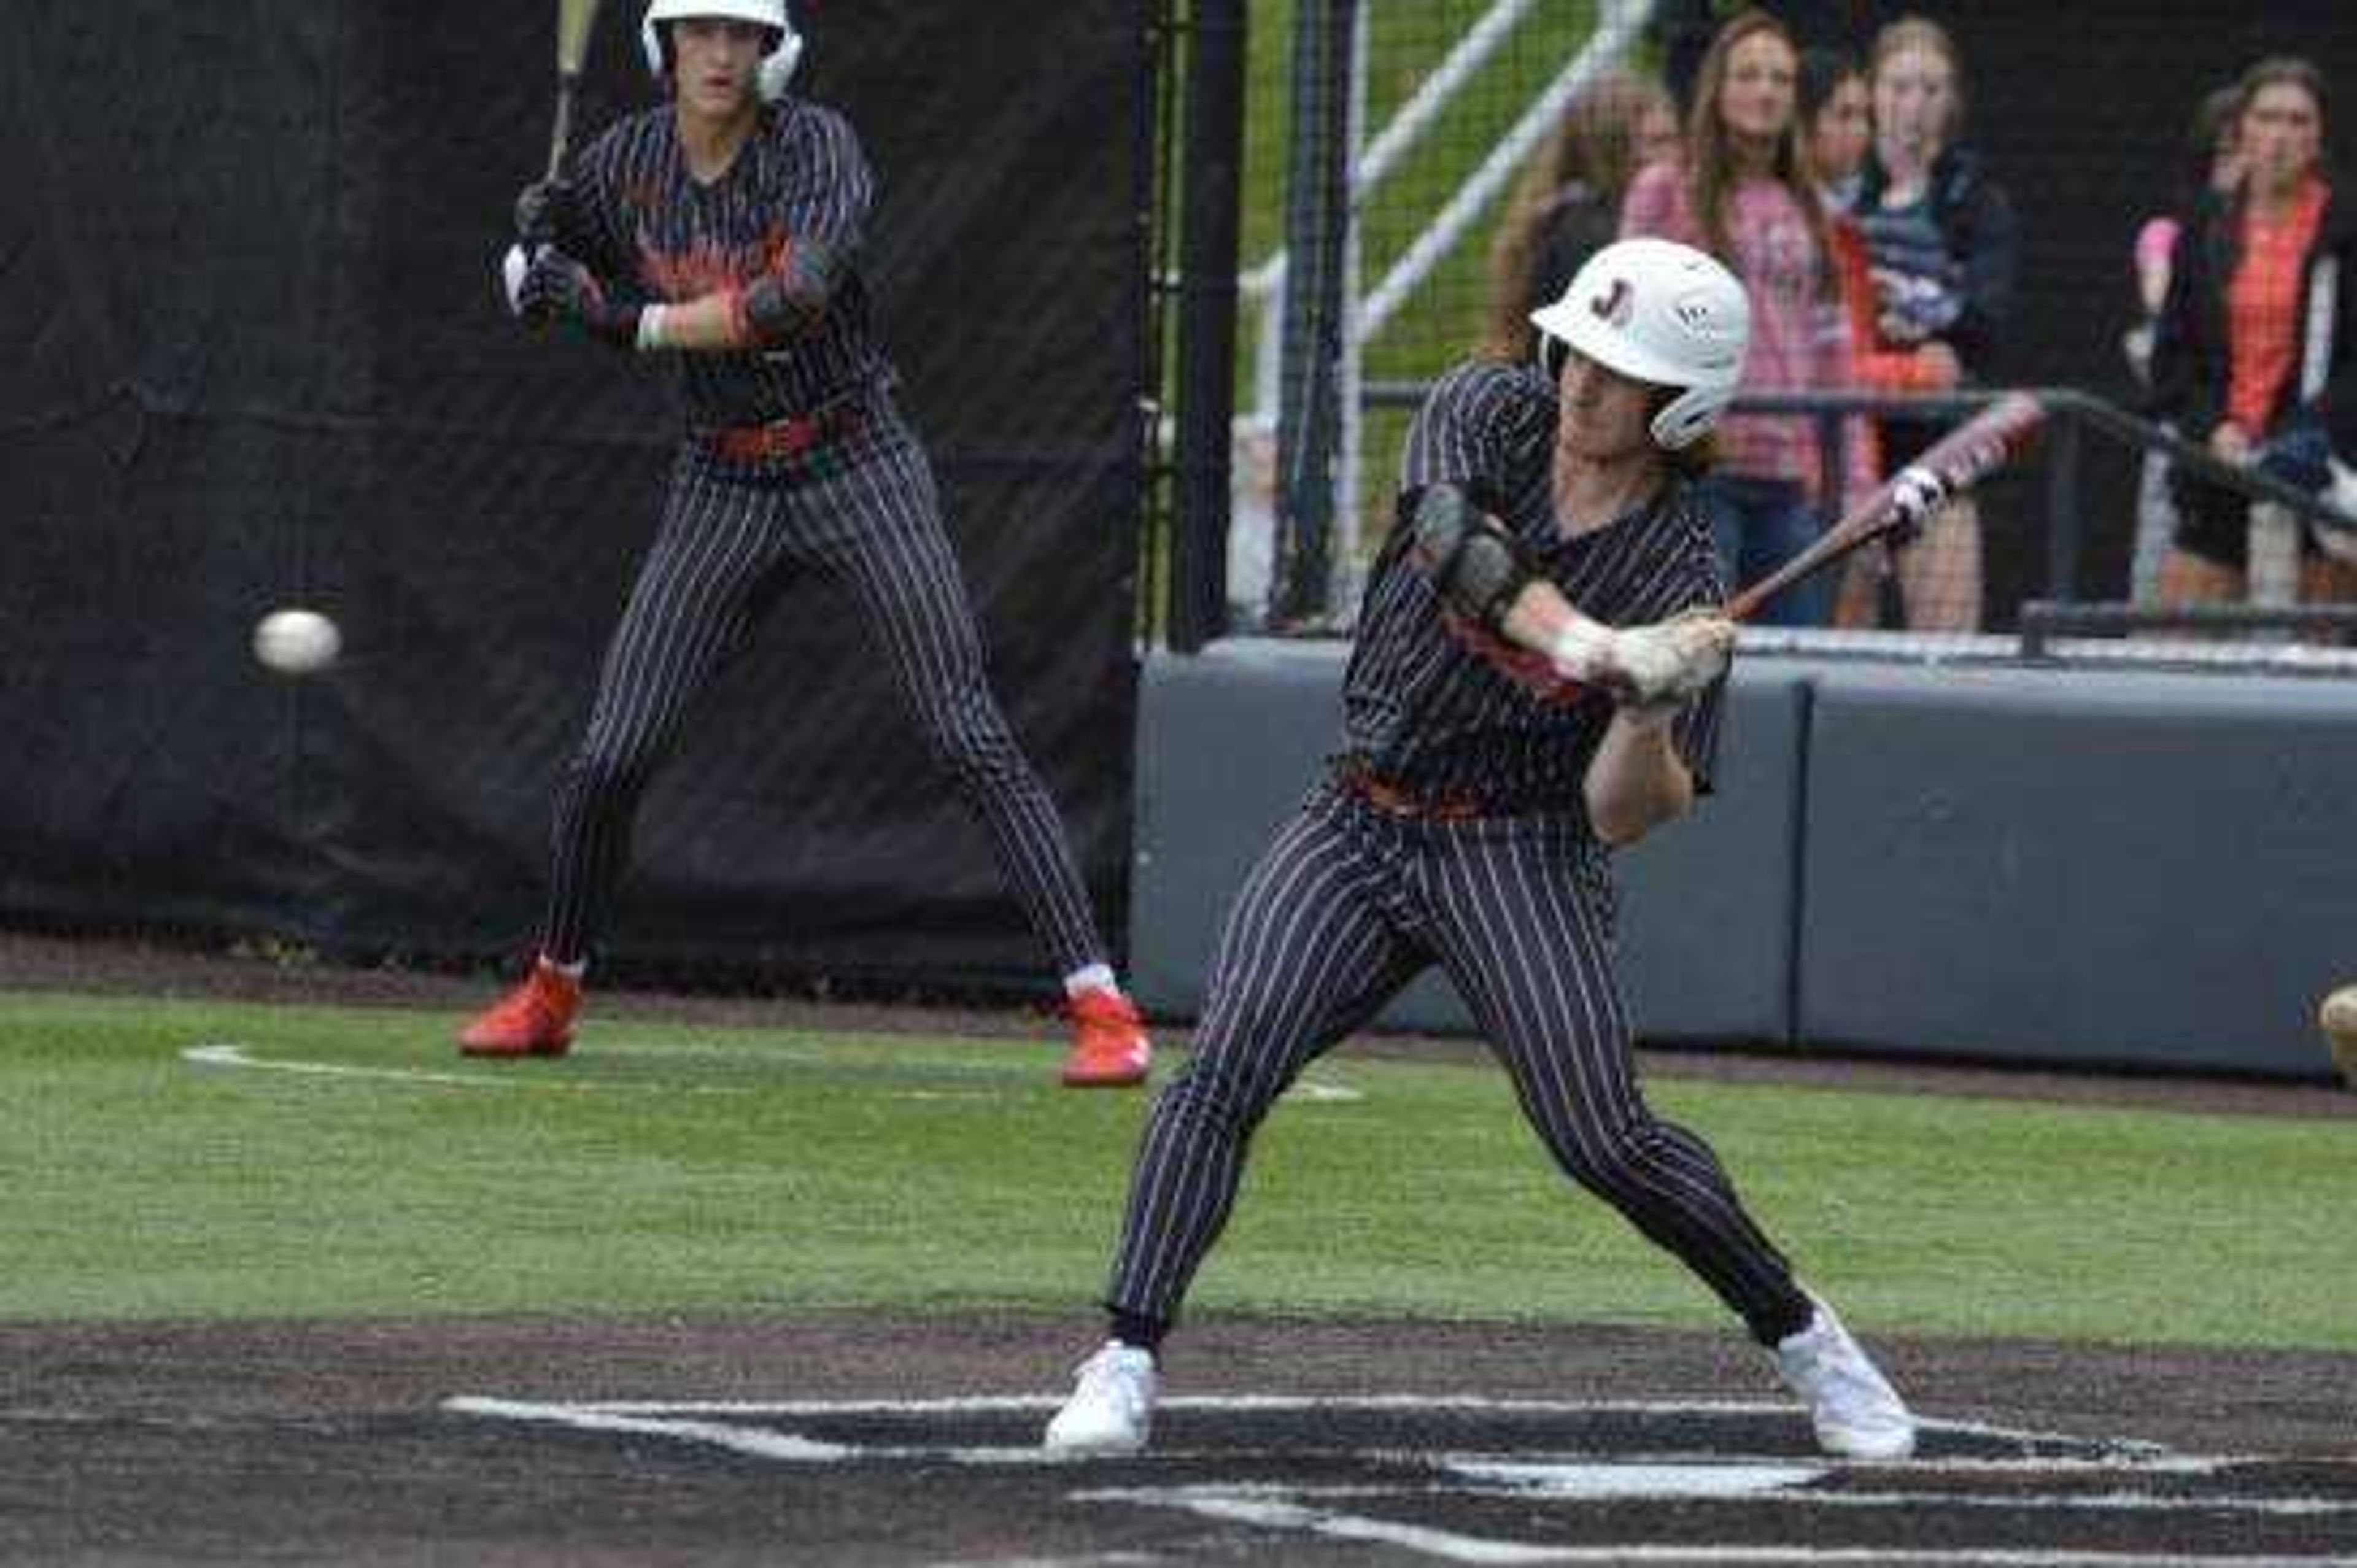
[444,1393,2357,1563]
[1072,1487,2357,1568]
[474,1394,2173,1459]
[449,1394,2326,1511]
[182,1043,751,1097]
[179,1041,1361,1104]
[446,1391,2224,1474]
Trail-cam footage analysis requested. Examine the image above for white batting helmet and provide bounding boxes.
[641,0,805,104]
[1529,237,1751,450]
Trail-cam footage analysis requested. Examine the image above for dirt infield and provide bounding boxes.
[3,1312,2354,1564]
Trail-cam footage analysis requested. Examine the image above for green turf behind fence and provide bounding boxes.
[4,991,2350,1350]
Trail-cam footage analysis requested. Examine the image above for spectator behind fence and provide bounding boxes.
[1622,7,1871,627]
[1484,70,1681,363]
[1654,0,1865,120]
[2124,85,2245,603]
[1800,45,1965,629]
[1854,15,2018,633]
[2149,56,2357,609]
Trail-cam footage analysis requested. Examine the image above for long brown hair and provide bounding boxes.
[1683,8,1835,292]
[1484,69,1674,358]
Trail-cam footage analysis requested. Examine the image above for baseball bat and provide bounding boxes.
[546,0,605,180]
[1725,392,2047,622]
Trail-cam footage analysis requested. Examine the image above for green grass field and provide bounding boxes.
[7,990,2351,1350]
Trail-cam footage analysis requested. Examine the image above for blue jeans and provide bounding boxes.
[1694,474,1830,628]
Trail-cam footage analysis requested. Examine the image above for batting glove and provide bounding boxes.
[513,177,579,249]
[512,247,641,349]
[1552,609,1734,706]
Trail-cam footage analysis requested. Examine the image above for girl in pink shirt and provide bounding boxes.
[1621,8,1868,626]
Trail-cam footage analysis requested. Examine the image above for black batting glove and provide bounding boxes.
[513,178,579,249]
[516,249,641,349]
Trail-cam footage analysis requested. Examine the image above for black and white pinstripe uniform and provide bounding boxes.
[1104,361,1813,1346]
[531,99,1108,975]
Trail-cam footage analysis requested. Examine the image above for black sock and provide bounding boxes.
[1107,1307,1167,1354]
[1749,1286,1815,1348]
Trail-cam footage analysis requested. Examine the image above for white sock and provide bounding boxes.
[1062,964,1117,999]
[540,954,588,981]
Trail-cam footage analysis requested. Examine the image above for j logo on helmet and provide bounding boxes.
[1589,279,1635,328]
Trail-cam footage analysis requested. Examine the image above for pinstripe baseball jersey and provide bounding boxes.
[565,98,886,425]
[1342,361,1728,811]
[513,96,1118,986]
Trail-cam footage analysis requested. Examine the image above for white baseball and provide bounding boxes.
[252,608,342,676]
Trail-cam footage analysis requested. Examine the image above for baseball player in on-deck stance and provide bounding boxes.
[1045,238,1917,1458]
[461,0,1151,1087]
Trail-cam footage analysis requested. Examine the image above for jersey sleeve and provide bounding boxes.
[1658,498,1730,794]
[734,105,875,345]
[1673,674,1727,794]
[1399,363,1539,514]
[565,123,640,289]
[770,106,873,274]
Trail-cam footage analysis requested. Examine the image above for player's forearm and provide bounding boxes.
[1583,713,1694,845]
[637,274,840,356]
[632,292,748,353]
[636,238,848,355]
[1495,576,1596,655]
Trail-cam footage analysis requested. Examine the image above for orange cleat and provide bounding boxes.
[1061,986,1151,1088]
[458,958,581,1059]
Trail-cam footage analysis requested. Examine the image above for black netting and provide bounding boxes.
[0,4,1152,991]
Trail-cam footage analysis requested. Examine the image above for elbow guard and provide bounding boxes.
[1406,484,1531,631]
[735,238,844,346]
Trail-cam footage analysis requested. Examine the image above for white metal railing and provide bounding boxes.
[1240,0,1561,422]
[1357,0,1655,344]
[1230,0,1657,623]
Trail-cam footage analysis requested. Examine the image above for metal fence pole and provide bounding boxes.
[1272,0,1355,625]
[1166,0,1246,653]
[2043,410,2083,603]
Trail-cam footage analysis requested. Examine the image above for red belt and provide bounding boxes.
[706,404,862,463]
[1337,759,1485,822]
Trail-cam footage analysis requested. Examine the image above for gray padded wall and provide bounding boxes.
[1129,640,1807,1043]
[1798,665,2356,1078]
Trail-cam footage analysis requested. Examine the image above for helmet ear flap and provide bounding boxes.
[1649,385,1732,450]
[756,25,804,100]
[1535,333,1568,385]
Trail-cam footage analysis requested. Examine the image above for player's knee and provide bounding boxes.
[919,695,1024,791]
[560,743,656,809]
[933,735,1021,795]
[1161,1040,1282,1137]
[1554,1120,1660,1202]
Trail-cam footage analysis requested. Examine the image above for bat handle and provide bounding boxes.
[545,75,579,181]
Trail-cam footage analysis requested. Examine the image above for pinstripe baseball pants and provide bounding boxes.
[1106,781,1811,1345]
[538,400,1107,976]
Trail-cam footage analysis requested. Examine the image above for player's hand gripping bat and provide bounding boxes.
[1724,393,2047,622]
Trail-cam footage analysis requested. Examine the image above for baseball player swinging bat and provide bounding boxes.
[546,0,606,180]
[1725,392,2047,622]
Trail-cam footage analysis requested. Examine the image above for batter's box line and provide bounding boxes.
[443,1392,2209,1472]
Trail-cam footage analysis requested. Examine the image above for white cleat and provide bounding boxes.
[1043,1341,1158,1456]
[1771,1293,1917,1461]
